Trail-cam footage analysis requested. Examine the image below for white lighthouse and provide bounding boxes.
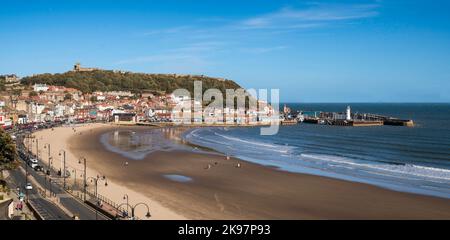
[346,106,351,120]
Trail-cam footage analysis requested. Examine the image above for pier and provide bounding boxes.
[300,106,414,127]
[280,119,298,125]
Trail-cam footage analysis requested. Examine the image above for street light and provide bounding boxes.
[24,134,32,202]
[43,143,51,176]
[117,202,151,220]
[48,177,53,197]
[58,150,66,189]
[123,194,129,217]
[33,138,40,160]
[78,157,87,201]
[86,175,108,198]
[69,168,78,190]
[86,175,108,220]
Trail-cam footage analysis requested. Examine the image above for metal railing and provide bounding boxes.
[52,179,126,219]
[84,188,128,218]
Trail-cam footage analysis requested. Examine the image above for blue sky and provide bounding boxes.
[1,0,450,102]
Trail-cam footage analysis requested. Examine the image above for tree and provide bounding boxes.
[0,129,18,178]
[0,77,5,91]
[64,93,73,100]
[20,70,242,96]
[29,91,38,97]
[12,89,22,96]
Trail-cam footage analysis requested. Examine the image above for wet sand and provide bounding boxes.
[31,124,185,220]
[40,123,450,219]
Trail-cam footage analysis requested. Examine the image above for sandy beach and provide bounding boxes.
[29,123,185,220]
[31,123,450,219]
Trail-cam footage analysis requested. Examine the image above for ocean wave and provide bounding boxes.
[212,131,295,154]
[185,129,234,146]
[185,128,296,154]
[300,153,450,181]
[214,132,282,148]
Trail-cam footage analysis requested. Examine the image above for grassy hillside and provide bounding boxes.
[21,70,242,95]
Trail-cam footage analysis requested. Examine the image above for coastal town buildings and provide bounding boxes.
[0,79,277,129]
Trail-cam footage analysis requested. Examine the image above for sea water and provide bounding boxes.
[183,103,450,198]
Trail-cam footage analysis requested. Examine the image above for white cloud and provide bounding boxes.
[137,3,380,42]
[121,2,381,71]
[240,3,379,30]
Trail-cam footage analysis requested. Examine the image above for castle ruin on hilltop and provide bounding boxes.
[73,63,98,72]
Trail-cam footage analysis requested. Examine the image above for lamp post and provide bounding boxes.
[24,134,31,202]
[48,177,53,197]
[24,134,31,184]
[59,150,66,189]
[44,173,48,197]
[65,166,80,192]
[123,194,129,217]
[35,138,39,160]
[43,143,54,197]
[79,157,87,201]
[86,175,108,220]
[117,202,151,220]
[43,143,51,176]
[70,168,77,190]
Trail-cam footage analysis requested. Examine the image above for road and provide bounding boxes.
[6,128,111,220]
[7,168,71,220]
[18,159,109,220]
[10,130,110,220]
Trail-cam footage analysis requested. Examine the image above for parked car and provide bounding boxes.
[25,183,33,190]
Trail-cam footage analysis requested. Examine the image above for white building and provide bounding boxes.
[33,84,49,92]
[145,108,155,118]
[0,116,12,127]
[96,95,106,101]
[106,91,134,97]
[29,102,46,115]
[54,104,66,117]
[97,104,114,111]
[171,94,190,103]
